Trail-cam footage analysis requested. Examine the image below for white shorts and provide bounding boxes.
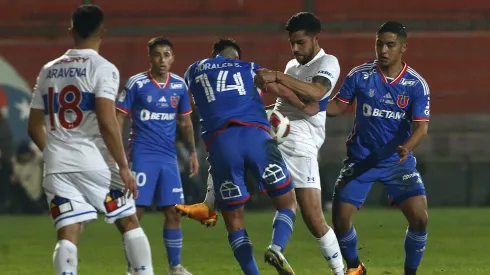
[279,148,321,190]
[43,166,136,230]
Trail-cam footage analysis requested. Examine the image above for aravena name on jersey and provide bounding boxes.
[184,55,269,145]
[335,60,430,165]
[116,71,191,158]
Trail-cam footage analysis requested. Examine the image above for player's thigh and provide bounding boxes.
[131,159,160,207]
[77,166,137,224]
[332,159,377,209]
[208,127,249,211]
[245,127,293,198]
[380,157,426,207]
[43,173,98,231]
[155,161,184,207]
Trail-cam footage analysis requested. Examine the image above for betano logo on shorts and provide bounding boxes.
[362,103,406,120]
[140,109,176,121]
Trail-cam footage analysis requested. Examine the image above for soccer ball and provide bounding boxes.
[266,110,290,144]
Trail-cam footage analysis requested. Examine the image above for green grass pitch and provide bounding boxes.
[0,208,488,274]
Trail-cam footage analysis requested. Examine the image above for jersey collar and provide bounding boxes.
[147,70,170,89]
[303,49,326,67]
[64,49,98,56]
[376,62,408,85]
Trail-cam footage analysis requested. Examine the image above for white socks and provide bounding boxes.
[204,173,216,209]
[317,228,345,274]
[123,228,154,274]
[53,240,78,275]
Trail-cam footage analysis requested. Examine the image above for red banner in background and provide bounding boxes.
[1,32,489,113]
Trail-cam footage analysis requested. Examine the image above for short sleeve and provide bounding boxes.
[315,56,341,96]
[178,85,192,115]
[30,72,45,110]
[95,65,119,101]
[116,77,138,114]
[335,71,357,104]
[411,81,430,121]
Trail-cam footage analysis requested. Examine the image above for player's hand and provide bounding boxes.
[396,145,410,163]
[189,152,199,177]
[257,69,278,83]
[120,166,138,199]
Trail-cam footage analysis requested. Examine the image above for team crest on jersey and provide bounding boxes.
[50,196,73,219]
[397,95,409,108]
[104,190,127,213]
[170,95,180,108]
[368,89,375,97]
[147,95,153,103]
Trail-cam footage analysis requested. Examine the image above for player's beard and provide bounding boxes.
[300,45,316,65]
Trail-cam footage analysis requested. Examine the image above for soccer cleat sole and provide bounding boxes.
[264,249,295,275]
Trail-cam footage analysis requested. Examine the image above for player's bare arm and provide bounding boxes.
[178,113,199,177]
[254,73,319,116]
[96,98,130,169]
[259,70,330,102]
[116,110,126,133]
[27,109,46,151]
[326,94,350,117]
[397,121,429,162]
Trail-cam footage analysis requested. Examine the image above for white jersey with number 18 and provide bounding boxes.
[30,49,120,175]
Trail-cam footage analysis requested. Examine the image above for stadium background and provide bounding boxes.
[0,1,489,274]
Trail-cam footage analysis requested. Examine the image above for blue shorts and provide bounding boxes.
[333,156,426,208]
[130,156,184,208]
[207,125,293,211]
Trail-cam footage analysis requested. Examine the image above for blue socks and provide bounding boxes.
[337,226,361,268]
[163,228,182,267]
[404,228,427,274]
[271,208,296,251]
[228,229,259,275]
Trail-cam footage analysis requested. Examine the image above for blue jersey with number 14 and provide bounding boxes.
[184,56,269,145]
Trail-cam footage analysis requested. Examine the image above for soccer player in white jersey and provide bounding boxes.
[27,5,154,275]
[176,12,345,274]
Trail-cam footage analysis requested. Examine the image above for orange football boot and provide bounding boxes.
[175,202,218,227]
[345,263,366,275]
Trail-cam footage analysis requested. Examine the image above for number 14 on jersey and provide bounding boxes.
[196,70,246,102]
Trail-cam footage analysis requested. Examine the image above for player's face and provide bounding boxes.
[289,31,318,65]
[149,45,174,76]
[375,32,407,68]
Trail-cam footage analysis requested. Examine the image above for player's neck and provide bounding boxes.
[379,61,404,78]
[73,41,100,52]
[150,70,168,83]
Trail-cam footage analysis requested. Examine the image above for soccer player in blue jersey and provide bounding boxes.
[326,21,430,275]
[116,37,197,275]
[184,38,308,275]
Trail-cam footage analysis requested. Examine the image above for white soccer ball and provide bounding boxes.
[266,110,291,144]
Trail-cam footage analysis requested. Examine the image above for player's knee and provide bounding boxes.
[115,214,141,234]
[57,223,82,244]
[271,189,297,213]
[162,205,181,224]
[409,211,428,231]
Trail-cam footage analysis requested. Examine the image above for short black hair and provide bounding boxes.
[211,38,242,58]
[71,4,104,40]
[377,21,408,42]
[285,12,321,34]
[148,37,174,53]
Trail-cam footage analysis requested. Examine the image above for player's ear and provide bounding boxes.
[401,42,407,54]
[68,28,74,38]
